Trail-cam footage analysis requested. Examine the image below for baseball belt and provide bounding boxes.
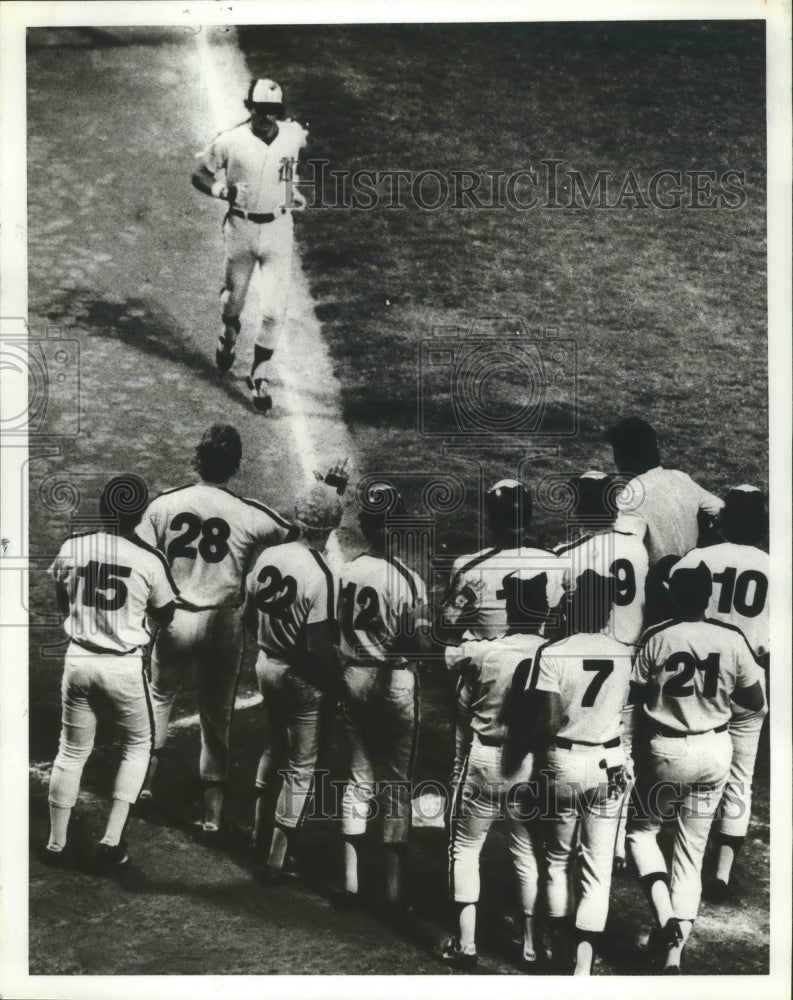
[474,733,504,747]
[71,636,141,657]
[553,735,621,750]
[653,722,729,738]
[229,208,277,224]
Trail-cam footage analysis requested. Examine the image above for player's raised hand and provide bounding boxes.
[314,456,350,496]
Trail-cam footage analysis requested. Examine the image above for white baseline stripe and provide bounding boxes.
[195,28,342,568]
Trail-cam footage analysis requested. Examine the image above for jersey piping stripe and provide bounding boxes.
[445,547,501,602]
[525,640,555,692]
[128,533,181,596]
[554,534,593,556]
[141,664,156,753]
[705,617,765,665]
[220,487,294,530]
[386,553,419,604]
[150,483,194,500]
[448,747,472,900]
[635,618,675,649]
[308,548,337,626]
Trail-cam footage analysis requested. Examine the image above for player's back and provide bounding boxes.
[556,530,648,644]
[675,543,769,657]
[535,632,634,745]
[338,553,426,665]
[634,617,765,734]
[447,632,546,742]
[137,483,295,609]
[49,530,174,654]
[445,545,565,639]
[247,541,336,657]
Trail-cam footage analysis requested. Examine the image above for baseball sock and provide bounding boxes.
[139,749,161,800]
[522,913,537,962]
[203,782,224,830]
[221,315,241,345]
[384,844,407,906]
[250,345,273,380]
[573,930,600,976]
[714,834,744,884]
[455,902,477,951]
[342,834,364,894]
[664,919,693,969]
[267,824,292,870]
[547,916,570,971]
[101,799,131,847]
[47,804,71,851]
[640,872,674,928]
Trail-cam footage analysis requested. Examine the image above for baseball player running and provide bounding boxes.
[605,418,724,568]
[555,470,649,872]
[337,483,429,911]
[436,569,551,971]
[44,475,178,879]
[626,561,767,973]
[674,485,769,901]
[533,570,635,975]
[136,424,297,841]
[192,78,308,412]
[439,479,566,790]
[243,482,343,883]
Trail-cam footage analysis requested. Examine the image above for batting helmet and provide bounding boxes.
[293,484,343,534]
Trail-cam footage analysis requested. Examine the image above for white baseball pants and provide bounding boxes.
[254,652,325,830]
[449,735,540,914]
[543,742,625,932]
[48,644,153,808]
[149,606,244,783]
[628,728,732,920]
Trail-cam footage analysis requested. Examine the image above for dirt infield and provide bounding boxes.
[25,22,770,979]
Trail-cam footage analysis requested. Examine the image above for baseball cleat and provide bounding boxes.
[37,844,71,869]
[199,821,249,854]
[703,877,732,904]
[329,888,358,911]
[612,854,629,876]
[433,937,478,971]
[246,375,272,413]
[83,841,146,891]
[255,863,298,887]
[215,335,236,374]
[662,965,681,974]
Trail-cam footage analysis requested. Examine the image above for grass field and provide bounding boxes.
[25,20,769,979]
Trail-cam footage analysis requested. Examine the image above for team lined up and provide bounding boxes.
[43,416,769,975]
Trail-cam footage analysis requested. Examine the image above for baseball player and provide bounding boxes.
[555,470,649,871]
[605,418,724,567]
[337,483,429,910]
[243,482,343,883]
[533,570,634,975]
[44,475,178,878]
[192,78,308,412]
[439,479,566,789]
[436,569,551,971]
[136,424,297,841]
[626,561,767,973]
[674,485,769,901]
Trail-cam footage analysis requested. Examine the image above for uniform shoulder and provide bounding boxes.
[554,535,591,556]
[454,546,499,573]
[128,535,180,592]
[221,487,293,527]
[636,618,675,646]
[705,618,763,661]
[147,483,194,506]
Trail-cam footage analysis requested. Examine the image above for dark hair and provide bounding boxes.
[357,483,405,548]
[668,562,712,619]
[568,570,616,635]
[720,488,767,546]
[193,424,242,484]
[605,417,661,475]
[99,474,149,530]
[485,480,532,545]
[503,572,550,634]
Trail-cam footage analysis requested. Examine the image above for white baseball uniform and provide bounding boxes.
[613,466,724,567]
[442,545,566,786]
[200,119,308,349]
[627,618,767,919]
[676,543,770,842]
[136,482,296,784]
[446,633,546,916]
[47,530,177,808]
[534,633,634,933]
[245,541,338,831]
[338,553,426,845]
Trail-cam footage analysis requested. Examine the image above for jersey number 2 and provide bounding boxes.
[255,566,297,621]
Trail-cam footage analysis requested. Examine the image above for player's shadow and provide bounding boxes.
[55,289,251,409]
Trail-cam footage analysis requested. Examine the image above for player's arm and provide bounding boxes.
[732,681,765,714]
[534,690,563,743]
[48,549,72,618]
[732,638,768,714]
[146,556,180,627]
[54,581,70,618]
[148,600,175,627]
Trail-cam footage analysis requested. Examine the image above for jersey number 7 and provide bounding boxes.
[581,659,614,707]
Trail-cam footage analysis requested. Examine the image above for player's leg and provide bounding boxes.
[195,609,244,831]
[340,668,376,897]
[217,219,256,373]
[266,671,324,877]
[102,659,153,850]
[247,219,293,410]
[505,752,541,965]
[543,747,583,972]
[46,656,97,854]
[252,654,289,854]
[708,709,766,899]
[380,670,419,906]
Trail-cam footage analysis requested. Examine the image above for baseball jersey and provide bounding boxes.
[48,530,178,654]
[534,633,634,744]
[337,553,427,666]
[201,120,308,215]
[556,530,649,644]
[613,466,723,567]
[446,632,546,742]
[632,618,766,734]
[674,543,769,657]
[246,541,336,658]
[136,483,296,609]
[442,546,566,639]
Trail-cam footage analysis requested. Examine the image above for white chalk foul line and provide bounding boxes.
[195,28,344,568]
